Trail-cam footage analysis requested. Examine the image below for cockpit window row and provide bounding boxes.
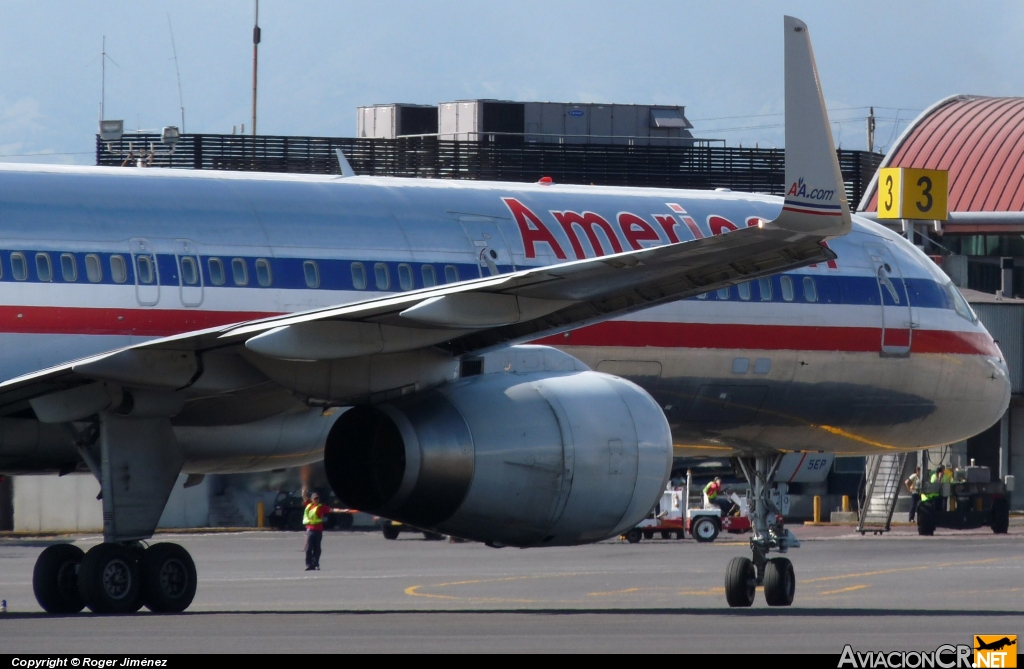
[0,250,473,293]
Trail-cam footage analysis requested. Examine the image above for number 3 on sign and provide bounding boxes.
[876,167,947,221]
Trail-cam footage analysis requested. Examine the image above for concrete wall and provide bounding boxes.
[1012,405,1024,510]
[13,473,210,532]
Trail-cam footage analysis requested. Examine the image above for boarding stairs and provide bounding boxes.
[857,453,908,534]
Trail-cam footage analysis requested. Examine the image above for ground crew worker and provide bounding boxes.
[920,465,945,514]
[703,477,732,516]
[905,466,921,521]
[302,492,338,571]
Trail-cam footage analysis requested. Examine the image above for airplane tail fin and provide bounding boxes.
[336,149,356,178]
[766,16,851,238]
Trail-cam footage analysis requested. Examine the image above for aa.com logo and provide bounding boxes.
[837,636,1017,668]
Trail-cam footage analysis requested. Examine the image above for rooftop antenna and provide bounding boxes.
[251,0,260,136]
[167,14,186,133]
[99,37,121,122]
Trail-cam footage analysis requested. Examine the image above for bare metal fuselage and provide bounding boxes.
[0,166,1009,473]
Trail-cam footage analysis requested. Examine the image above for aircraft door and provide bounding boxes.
[866,243,912,355]
[175,239,204,307]
[129,238,160,306]
[459,216,516,278]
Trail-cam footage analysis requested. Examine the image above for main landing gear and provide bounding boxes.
[724,455,800,607]
[33,541,197,614]
[34,412,197,614]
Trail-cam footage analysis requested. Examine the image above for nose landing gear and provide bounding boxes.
[724,455,800,607]
[33,541,197,614]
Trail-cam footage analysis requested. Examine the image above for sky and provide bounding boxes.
[2,0,1023,164]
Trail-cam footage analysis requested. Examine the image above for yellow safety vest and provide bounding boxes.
[920,473,941,502]
[303,503,324,527]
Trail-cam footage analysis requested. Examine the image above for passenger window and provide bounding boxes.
[738,282,751,300]
[717,287,730,300]
[60,254,77,282]
[110,255,127,284]
[758,277,772,301]
[11,253,27,281]
[421,264,436,288]
[351,262,367,290]
[803,276,818,303]
[444,265,459,283]
[255,258,272,287]
[781,275,794,302]
[136,255,155,285]
[398,263,413,291]
[232,258,248,286]
[36,253,52,282]
[374,262,390,290]
[303,261,320,289]
[180,257,199,286]
[208,258,225,286]
[85,254,103,282]
[696,292,708,299]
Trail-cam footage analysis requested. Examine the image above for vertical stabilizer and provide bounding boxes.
[336,149,356,178]
[767,16,851,238]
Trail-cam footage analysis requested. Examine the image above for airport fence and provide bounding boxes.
[95,134,884,205]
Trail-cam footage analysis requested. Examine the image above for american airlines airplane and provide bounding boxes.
[0,17,1009,614]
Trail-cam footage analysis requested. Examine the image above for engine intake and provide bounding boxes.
[325,355,671,547]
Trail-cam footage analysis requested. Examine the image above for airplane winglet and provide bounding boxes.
[766,16,851,238]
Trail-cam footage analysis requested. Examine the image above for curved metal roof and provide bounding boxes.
[859,95,1024,213]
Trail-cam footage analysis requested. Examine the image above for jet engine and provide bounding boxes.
[324,346,672,547]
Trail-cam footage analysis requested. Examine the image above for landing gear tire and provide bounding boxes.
[763,557,795,606]
[422,531,445,541]
[725,556,756,608]
[78,543,143,614]
[916,504,936,536]
[691,517,719,543]
[382,525,400,540]
[625,528,642,544]
[991,498,1009,534]
[141,543,197,613]
[33,544,86,614]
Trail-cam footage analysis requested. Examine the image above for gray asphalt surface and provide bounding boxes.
[0,522,1021,653]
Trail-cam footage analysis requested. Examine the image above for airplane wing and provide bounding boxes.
[0,14,849,418]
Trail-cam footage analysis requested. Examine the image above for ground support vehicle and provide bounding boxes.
[624,472,758,544]
[627,488,686,542]
[268,489,354,531]
[916,469,1014,536]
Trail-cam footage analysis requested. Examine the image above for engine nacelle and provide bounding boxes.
[324,347,672,547]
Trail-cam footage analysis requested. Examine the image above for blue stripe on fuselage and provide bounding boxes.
[0,248,955,311]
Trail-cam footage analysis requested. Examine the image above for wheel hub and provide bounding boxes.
[101,558,133,600]
[158,559,188,598]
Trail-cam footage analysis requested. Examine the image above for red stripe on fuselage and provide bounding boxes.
[0,305,277,336]
[535,321,1000,356]
[0,305,1001,357]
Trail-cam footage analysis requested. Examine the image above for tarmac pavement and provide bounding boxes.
[0,521,1021,653]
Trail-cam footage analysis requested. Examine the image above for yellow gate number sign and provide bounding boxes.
[877,167,948,220]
